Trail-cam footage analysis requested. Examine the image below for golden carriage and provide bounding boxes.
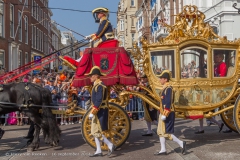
[128,5,240,133]
[60,5,240,150]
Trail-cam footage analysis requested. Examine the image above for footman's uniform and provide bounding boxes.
[155,70,186,156]
[157,82,175,139]
[90,78,109,139]
[85,66,115,157]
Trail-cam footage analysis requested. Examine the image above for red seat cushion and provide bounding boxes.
[97,39,119,48]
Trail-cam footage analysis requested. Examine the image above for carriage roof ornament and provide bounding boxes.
[233,3,240,14]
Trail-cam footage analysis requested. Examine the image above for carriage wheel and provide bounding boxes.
[220,97,238,133]
[233,95,240,133]
[81,102,131,150]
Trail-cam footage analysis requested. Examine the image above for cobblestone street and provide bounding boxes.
[1,117,240,160]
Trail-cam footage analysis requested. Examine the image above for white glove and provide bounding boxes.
[89,113,94,119]
[89,39,93,43]
[85,35,91,39]
[161,115,166,121]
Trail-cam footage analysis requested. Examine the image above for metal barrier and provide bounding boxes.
[0,96,146,125]
[0,102,85,125]
[125,97,144,120]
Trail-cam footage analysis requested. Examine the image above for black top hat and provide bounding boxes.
[159,70,171,81]
[85,66,106,76]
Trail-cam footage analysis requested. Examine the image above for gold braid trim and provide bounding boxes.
[97,20,109,39]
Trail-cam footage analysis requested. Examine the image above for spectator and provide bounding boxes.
[79,87,91,110]
[59,81,68,125]
[7,112,17,125]
[110,88,117,99]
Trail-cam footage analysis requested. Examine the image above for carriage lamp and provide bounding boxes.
[233,3,240,14]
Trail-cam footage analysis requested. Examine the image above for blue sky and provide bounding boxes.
[49,0,119,40]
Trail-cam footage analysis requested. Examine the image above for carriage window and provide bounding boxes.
[150,50,175,78]
[180,48,207,78]
[213,49,236,77]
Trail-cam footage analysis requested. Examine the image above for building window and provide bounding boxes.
[25,52,28,64]
[0,1,3,37]
[31,25,33,47]
[151,0,156,9]
[33,1,36,18]
[132,33,135,42]
[41,9,43,25]
[18,11,22,41]
[131,0,135,6]
[34,26,36,48]
[31,0,33,16]
[0,50,4,69]
[36,28,38,50]
[138,16,143,29]
[10,4,14,38]
[39,8,41,23]
[120,19,124,31]
[24,16,28,44]
[36,3,38,21]
[18,51,22,67]
[40,31,42,51]
[44,13,46,27]
[25,0,28,7]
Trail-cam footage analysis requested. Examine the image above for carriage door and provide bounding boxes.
[177,46,209,107]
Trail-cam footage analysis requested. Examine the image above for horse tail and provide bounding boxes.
[41,89,61,146]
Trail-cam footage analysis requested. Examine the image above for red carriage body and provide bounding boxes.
[64,39,138,87]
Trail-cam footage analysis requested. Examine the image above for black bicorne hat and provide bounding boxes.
[159,70,172,81]
[85,66,106,76]
[92,7,109,23]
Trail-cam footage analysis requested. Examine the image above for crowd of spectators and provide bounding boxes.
[0,68,91,126]
[0,68,148,127]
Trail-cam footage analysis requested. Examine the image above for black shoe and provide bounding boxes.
[107,145,116,156]
[219,123,224,133]
[181,141,186,154]
[194,130,204,134]
[154,152,167,156]
[142,133,153,136]
[89,153,103,157]
[24,136,34,139]
[223,129,232,133]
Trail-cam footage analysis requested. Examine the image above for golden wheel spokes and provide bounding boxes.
[82,103,131,150]
[221,103,237,132]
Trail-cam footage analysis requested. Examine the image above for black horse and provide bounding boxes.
[0,82,61,151]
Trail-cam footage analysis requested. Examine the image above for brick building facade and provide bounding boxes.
[0,0,53,72]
